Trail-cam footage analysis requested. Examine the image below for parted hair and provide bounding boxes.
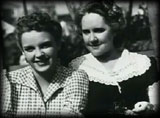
[75,1,126,50]
[76,1,125,31]
[16,12,62,48]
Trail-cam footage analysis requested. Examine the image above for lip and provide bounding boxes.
[91,46,99,49]
[89,44,101,49]
[34,60,49,66]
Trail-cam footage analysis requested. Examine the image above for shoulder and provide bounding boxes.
[69,53,91,69]
[118,50,159,87]
[59,66,89,100]
[148,56,158,70]
[128,50,156,74]
[112,49,155,83]
[69,67,89,83]
[62,66,89,86]
[72,69,89,85]
[117,49,151,75]
[121,49,151,66]
[5,66,32,84]
[1,66,32,96]
[58,65,88,79]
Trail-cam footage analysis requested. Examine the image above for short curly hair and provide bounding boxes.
[76,1,125,31]
[75,1,126,50]
[16,12,62,48]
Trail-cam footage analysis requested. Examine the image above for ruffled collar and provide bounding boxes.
[70,49,151,86]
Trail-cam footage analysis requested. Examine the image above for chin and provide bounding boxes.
[34,65,52,73]
[91,51,103,57]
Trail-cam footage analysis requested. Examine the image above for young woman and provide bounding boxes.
[2,12,89,117]
[69,1,159,116]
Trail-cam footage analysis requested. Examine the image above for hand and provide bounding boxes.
[132,101,154,114]
[124,109,137,115]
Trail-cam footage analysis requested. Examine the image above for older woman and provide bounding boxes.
[69,1,159,116]
[2,12,89,117]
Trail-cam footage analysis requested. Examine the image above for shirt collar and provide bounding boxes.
[9,65,72,102]
[43,66,68,102]
[78,49,151,85]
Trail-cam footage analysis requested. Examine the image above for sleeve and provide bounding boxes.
[148,81,159,106]
[1,70,12,116]
[68,56,84,70]
[147,57,159,106]
[148,57,159,83]
[62,70,89,117]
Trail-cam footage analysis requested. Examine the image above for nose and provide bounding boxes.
[90,32,96,42]
[35,48,44,58]
[89,32,98,43]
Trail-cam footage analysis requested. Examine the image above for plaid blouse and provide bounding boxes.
[1,65,89,117]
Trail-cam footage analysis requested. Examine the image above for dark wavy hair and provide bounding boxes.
[75,1,126,50]
[76,1,125,29]
[16,12,62,48]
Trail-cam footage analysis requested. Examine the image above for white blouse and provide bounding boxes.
[69,49,151,93]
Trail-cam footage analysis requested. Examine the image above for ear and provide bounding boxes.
[19,54,29,65]
[22,53,29,63]
[22,51,25,55]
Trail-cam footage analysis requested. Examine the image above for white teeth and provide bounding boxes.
[35,61,46,64]
[36,62,46,66]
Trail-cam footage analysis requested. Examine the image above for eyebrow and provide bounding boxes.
[82,28,106,32]
[23,40,52,47]
[39,41,53,47]
[93,28,105,32]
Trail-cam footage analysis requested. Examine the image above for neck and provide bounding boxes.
[33,66,56,84]
[33,71,52,96]
[96,49,121,63]
[33,67,57,95]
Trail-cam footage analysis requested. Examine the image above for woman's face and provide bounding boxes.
[81,13,115,57]
[21,30,58,74]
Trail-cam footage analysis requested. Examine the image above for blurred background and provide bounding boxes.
[1,0,159,70]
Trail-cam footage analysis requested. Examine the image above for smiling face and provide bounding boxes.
[81,13,115,57]
[21,30,58,74]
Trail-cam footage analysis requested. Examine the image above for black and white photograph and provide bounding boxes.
[1,0,159,117]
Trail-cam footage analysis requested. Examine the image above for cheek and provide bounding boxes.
[101,31,114,42]
[82,35,88,43]
[47,48,58,57]
[23,52,34,62]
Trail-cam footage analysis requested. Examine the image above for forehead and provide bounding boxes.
[81,13,107,29]
[21,30,54,46]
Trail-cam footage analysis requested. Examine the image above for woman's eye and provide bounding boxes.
[82,30,90,34]
[94,28,105,33]
[24,47,34,52]
[41,42,52,49]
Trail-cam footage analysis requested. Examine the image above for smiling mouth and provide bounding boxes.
[89,44,100,49]
[35,60,49,66]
